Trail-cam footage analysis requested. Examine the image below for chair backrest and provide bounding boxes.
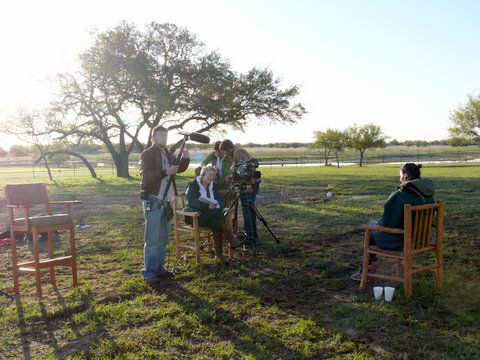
[404,201,445,251]
[173,191,186,210]
[5,183,49,206]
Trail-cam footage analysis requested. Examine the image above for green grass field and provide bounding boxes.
[0,164,479,359]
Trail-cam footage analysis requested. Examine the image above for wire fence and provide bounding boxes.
[0,152,479,179]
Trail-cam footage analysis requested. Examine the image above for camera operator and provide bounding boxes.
[219,140,261,246]
[185,166,242,264]
[139,125,190,283]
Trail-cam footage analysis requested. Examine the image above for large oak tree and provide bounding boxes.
[50,22,305,177]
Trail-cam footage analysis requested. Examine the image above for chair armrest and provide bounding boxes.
[7,204,34,208]
[49,200,82,205]
[176,210,200,218]
[362,225,404,235]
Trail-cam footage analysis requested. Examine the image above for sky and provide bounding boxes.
[1,0,480,149]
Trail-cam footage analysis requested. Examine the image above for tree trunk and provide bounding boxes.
[34,145,53,181]
[35,151,97,178]
[335,152,340,168]
[114,152,130,178]
[43,156,53,181]
[323,149,330,166]
[359,150,365,167]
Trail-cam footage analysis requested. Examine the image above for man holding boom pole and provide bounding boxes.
[139,125,190,283]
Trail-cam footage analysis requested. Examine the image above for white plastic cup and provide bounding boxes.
[384,287,395,302]
[373,286,383,300]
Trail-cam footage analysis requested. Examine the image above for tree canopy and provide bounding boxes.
[449,94,480,145]
[345,124,387,167]
[50,21,305,177]
[312,129,346,167]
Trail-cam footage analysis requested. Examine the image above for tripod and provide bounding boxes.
[225,183,279,247]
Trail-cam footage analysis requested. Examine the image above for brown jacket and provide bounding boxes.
[140,145,190,196]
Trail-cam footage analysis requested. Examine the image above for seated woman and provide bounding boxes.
[185,165,241,263]
[351,163,435,281]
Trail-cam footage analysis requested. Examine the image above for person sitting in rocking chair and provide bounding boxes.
[185,166,242,263]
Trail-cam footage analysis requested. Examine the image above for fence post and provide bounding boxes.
[32,163,35,178]
[73,163,76,177]
[112,162,114,175]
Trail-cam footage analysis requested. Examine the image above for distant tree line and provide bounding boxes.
[1,137,477,159]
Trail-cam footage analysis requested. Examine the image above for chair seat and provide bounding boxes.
[14,214,73,227]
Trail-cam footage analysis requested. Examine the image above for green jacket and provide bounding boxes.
[200,151,220,167]
[185,178,224,213]
[216,155,233,188]
[376,178,435,249]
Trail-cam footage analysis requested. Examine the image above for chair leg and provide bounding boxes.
[11,230,20,296]
[69,226,78,287]
[32,228,42,298]
[359,230,370,289]
[175,227,181,258]
[404,257,413,299]
[359,252,370,289]
[47,232,56,284]
[194,227,201,264]
[435,246,443,290]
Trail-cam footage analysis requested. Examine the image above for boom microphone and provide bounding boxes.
[185,132,210,144]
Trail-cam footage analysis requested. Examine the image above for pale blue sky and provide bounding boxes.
[1,0,479,148]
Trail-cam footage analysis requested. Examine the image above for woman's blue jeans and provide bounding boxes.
[142,196,170,280]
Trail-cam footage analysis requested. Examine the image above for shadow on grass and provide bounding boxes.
[233,238,480,358]
[14,288,122,359]
[15,299,32,360]
[151,281,307,359]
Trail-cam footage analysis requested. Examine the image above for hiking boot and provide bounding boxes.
[213,233,229,264]
[221,222,243,249]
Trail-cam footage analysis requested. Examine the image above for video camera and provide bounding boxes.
[227,158,261,185]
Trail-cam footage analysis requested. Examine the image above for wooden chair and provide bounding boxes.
[172,192,233,264]
[360,201,445,299]
[5,183,81,297]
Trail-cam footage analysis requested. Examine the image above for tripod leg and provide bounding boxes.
[248,199,280,244]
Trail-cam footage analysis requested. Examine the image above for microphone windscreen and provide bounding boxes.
[189,132,210,144]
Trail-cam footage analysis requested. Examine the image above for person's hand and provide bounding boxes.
[181,150,190,159]
[246,184,253,193]
[166,165,178,176]
[208,204,216,209]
